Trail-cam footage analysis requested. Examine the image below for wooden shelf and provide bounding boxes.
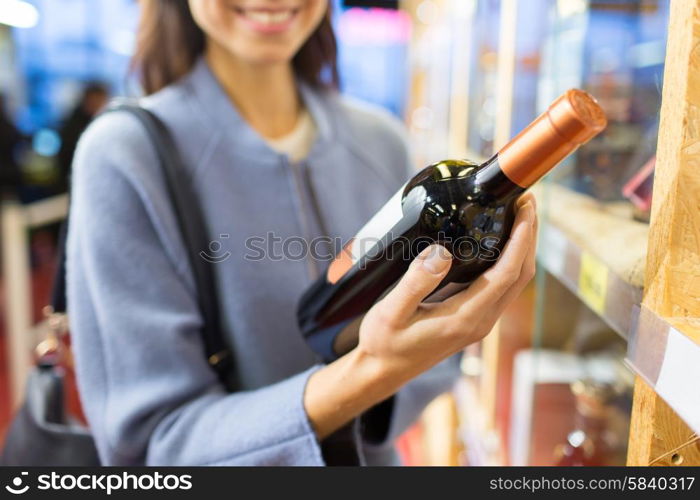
[534,183,647,338]
[627,305,700,436]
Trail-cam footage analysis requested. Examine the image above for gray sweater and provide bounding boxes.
[67,58,460,466]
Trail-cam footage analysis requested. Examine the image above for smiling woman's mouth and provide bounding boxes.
[232,6,301,32]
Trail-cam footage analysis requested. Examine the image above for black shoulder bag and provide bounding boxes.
[0,103,234,466]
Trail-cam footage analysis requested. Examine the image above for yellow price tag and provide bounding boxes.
[578,252,608,315]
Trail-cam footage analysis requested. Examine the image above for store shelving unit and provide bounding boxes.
[404,0,700,466]
[625,0,700,466]
[536,180,700,446]
[539,0,700,465]
[536,183,646,339]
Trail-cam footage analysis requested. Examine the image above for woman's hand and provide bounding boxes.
[358,192,538,382]
[305,193,538,439]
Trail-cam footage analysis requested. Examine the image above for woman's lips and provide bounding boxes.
[233,6,300,34]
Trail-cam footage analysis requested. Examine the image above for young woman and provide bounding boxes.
[68,0,537,466]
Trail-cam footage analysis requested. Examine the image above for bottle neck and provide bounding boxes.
[473,154,526,200]
[495,90,606,188]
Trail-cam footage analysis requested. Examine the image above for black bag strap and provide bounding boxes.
[51,102,235,390]
[50,221,69,315]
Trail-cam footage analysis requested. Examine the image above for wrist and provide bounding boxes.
[303,349,402,440]
[337,348,403,407]
[347,348,387,386]
[352,346,422,390]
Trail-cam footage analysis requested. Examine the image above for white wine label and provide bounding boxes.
[327,183,406,284]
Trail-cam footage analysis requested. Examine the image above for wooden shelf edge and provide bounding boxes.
[626,305,700,436]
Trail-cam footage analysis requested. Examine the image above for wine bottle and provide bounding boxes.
[298,89,607,361]
[554,380,619,466]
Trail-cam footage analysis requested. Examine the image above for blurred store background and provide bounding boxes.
[3,0,696,467]
[0,0,409,203]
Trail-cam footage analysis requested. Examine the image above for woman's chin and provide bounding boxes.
[232,45,298,67]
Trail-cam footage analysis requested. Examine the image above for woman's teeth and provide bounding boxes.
[241,9,295,25]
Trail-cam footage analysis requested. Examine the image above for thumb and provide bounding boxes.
[379,245,452,323]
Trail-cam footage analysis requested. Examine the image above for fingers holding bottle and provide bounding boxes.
[442,196,536,316]
[372,244,452,328]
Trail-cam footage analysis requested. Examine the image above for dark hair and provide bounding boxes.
[132,0,339,95]
[82,81,109,98]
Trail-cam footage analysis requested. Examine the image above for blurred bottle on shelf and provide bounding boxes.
[537,0,669,203]
[622,155,655,223]
[554,379,625,466]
